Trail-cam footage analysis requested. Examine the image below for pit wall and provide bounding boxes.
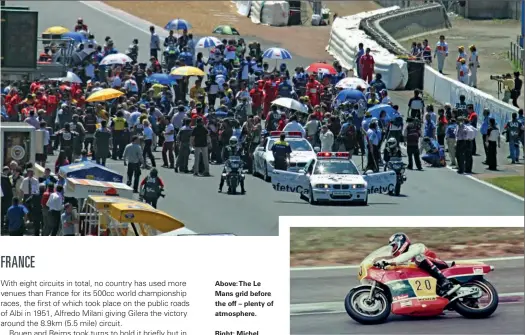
[362,3,519,128]
[326,6,409,90]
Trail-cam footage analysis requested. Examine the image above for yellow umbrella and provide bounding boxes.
[170,66,205,77]
[86,88,124,103]
[42,26,70,35]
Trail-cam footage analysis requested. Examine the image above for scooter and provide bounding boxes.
[384,157,406,196]
[345,245,499,325]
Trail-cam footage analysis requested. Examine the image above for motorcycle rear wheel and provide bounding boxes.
[345,286,390,325]
[453,279,499,319]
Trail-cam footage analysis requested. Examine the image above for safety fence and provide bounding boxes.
[509,36,524,71]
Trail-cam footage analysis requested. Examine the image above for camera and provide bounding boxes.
[490,74,505,80]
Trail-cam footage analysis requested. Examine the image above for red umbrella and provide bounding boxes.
[305,62,336,75]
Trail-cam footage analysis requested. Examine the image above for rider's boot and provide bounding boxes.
[429,265,461,297]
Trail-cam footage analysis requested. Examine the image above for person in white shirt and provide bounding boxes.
[434,35,448,74]
[282,115,306,137]
[304,114,321,146]
[46,185,64,236]
[142,120,156,168]
[123,76,139,96]
[149,26,160,59]
[380,90,391,105]
[162,118,175,168]
[319,125,334,152]
[20,169,39,206]
[458,58,469,84]
[468,45,480,88]
[36,121,51,165]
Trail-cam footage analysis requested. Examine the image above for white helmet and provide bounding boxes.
[387,137,397,149]
[229,136,238,146]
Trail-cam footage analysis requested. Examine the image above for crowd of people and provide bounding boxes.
[1,19,524,236]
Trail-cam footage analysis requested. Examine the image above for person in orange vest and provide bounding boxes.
[434,35,448,74]
[359,48,375,83]
[306,75,323,107]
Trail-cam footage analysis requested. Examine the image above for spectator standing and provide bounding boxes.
[359,48,375,83]
[149,26,160,59]
[480,108,491,164]
[94,120,111,166]
[445,118,457,166]
[485,118,500,171]
[512,72,522,108]
[123,135,144,192]
[408,89,424,119]
[161,118,175,169]
[404,117,423,170]
[355,43,364,78]
[46,185,64,236]
[468,45,479,88]
[41,183,54,236]
[61,203,78,236]
[434,35,448,74]
[191,118,210,176]
[6,197,28,236]
[503,112,522,164]
[456,46,467,81]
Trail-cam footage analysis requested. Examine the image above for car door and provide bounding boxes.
[362,171,397,194]
[270,169,310,195]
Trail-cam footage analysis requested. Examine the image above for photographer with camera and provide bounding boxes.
[139,168,165,209]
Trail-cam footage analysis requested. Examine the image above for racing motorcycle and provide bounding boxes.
[223,156,244,195]
[384,157,406,196]
[345,246,499,325]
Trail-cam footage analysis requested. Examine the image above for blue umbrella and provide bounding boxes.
[335,89,366,104]
[367,104,398,121]
[144,73,179,85]
[62,32,87,43]
[262,47,292,60]
[164,19,192,31]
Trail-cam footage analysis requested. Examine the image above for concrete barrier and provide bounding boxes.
[234,0,252,17]
[326,6,409,90]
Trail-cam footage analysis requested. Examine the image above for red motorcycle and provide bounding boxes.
[345,246,499,324]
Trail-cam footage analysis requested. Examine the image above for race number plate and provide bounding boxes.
[408,277,437,297]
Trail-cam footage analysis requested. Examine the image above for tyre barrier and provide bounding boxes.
[326,6,409,90]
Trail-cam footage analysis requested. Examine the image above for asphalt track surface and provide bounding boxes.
[21,0,524,236]
[291,257,525,334]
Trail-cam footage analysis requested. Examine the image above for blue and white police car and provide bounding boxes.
[252,131,317,182]
[270,152,398,205]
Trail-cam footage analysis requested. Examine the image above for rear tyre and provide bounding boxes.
[453,279,499,319]
[345,286,390,325]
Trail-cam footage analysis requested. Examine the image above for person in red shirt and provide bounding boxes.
[360,48,375,83]
[277,113,287,131]
[19,94,37,119]
[34,90,48,111]
[6,88,21,121]
[306,75,322,107]
[74,18,88,32]
[250,80,265,116]
[263,75,278,118]
[30,80,42,93]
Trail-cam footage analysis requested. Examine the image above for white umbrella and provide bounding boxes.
[335,77,369,90]
[49,71,82,84]
[100,53,132,66]
[196,36,222,48]
[272,97,308,113]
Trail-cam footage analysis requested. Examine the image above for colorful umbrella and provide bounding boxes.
[86,88,124,102]
[212,25,240,35]
[144,73,179,86]
[170,66,205,77]
[62,32,87,43]
[335,89,366,105]
[305,62,336,75]
[164,19,192,31]
[196,36,223,49]
[335,77,369,90]
[100,53,133,66]
[43,26,69,35]
[367,104,398,121]
[49,71,83,84]
[262,47,292,60]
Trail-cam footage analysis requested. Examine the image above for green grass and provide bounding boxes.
[290,227,524,266]
[486,176,525,197]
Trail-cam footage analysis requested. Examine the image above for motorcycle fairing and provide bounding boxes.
[442,263,492,279]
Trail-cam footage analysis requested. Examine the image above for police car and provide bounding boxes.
[252,131,317,182]
[270,152,398,205]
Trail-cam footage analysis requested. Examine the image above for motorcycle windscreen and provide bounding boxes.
[363,171,397,194]
[270,170,310,195]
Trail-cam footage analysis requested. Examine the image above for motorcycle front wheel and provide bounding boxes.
[345,286,391,325]
[453,279,499,319]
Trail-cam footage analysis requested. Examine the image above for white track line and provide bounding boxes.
[291,292,525,315]
[291,255,525,271]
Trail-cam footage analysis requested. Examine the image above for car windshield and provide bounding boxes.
[268,139,312,152]
[361,245,393,267]
[313,160,360,175]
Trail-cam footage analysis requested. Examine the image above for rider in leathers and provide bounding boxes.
[377,233,461,297]
[218,136,246,194]
[139,168,164,209]
[383,137,402,167]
